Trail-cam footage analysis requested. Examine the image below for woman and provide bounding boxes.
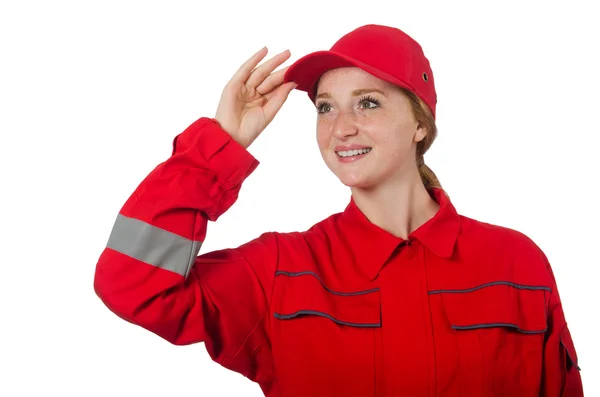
[94,24,583,396]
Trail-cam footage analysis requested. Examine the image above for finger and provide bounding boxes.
[246,49,291,89]
[256,66,290,96]
[263,81,297,123]
[229,47,269,86]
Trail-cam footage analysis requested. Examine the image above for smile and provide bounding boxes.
[336,148,372,158]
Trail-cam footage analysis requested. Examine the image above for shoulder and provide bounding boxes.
[458,214,553,284]
[269,211,343,250]
[460,214,544,253]
[238,209,350,265]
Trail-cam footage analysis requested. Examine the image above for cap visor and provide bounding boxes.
[284,50,417,102]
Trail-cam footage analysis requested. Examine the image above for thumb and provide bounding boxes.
[263,82,297,124]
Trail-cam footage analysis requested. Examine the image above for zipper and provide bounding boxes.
[418,242,437,396]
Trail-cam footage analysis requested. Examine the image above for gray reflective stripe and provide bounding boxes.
[276,270,379,296]
[428,281,552,295]
[274,311,380,328]
[452,323,547,334]
[106,214,202,277]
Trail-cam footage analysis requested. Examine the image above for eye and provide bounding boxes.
[315,101,332,114]
[358,95,381,110]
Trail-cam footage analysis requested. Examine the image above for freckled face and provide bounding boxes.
[315,67,426,189]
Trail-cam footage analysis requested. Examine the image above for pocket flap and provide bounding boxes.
[274,271,381,328]
[561,324,581,371]
[438,282,548,333]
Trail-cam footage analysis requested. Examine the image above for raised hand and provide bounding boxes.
[215,47,297,149]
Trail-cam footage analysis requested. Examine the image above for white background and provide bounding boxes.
[1,0,598,395]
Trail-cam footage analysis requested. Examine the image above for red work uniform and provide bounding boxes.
[94,117,584,396]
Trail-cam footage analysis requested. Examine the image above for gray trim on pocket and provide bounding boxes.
[274,310,381,328]
[428,281,552,295]
[452,322,547,334]
[276,271,379,296]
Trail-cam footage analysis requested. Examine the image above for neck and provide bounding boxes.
[351,171,440,239]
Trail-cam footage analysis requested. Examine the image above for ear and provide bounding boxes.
[414,123,427,143]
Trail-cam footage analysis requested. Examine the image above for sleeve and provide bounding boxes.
[93,117,279,384]
[540,260,584,396]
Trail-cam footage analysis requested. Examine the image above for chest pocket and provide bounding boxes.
[271,270,380,397]
[434,282,549,397]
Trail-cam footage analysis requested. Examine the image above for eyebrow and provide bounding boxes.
[315,88,385,100]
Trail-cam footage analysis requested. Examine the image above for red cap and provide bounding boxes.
[284,24,437,118]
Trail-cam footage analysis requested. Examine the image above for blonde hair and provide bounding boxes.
[397,87,443,191]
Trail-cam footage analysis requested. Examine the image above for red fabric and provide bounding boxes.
[284,24,437,117]
[94,118,583,396]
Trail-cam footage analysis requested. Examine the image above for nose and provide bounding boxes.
[332,110,359,140]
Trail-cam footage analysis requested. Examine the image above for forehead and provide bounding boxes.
[316,67,390,94]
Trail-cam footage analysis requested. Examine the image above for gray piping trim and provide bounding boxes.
[274,310,380,328]
[452,323,547,334]
[428,281,552,295]
[561,340,582,371]
[106,213,202,277]
[275,271,379,296]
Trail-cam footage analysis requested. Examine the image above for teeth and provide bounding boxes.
[336,148,372,157]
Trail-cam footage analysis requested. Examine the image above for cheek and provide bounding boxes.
[373,126,415,159]
[316,126,329,151]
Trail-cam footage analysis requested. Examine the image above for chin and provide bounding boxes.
[336,173,374,189]
[323,155,378,189]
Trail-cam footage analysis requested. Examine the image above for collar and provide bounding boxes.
[338,187,461,280]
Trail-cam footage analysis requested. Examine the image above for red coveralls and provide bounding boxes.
[94,117,584,396]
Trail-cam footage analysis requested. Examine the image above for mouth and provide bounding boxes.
[336,147,372,158]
